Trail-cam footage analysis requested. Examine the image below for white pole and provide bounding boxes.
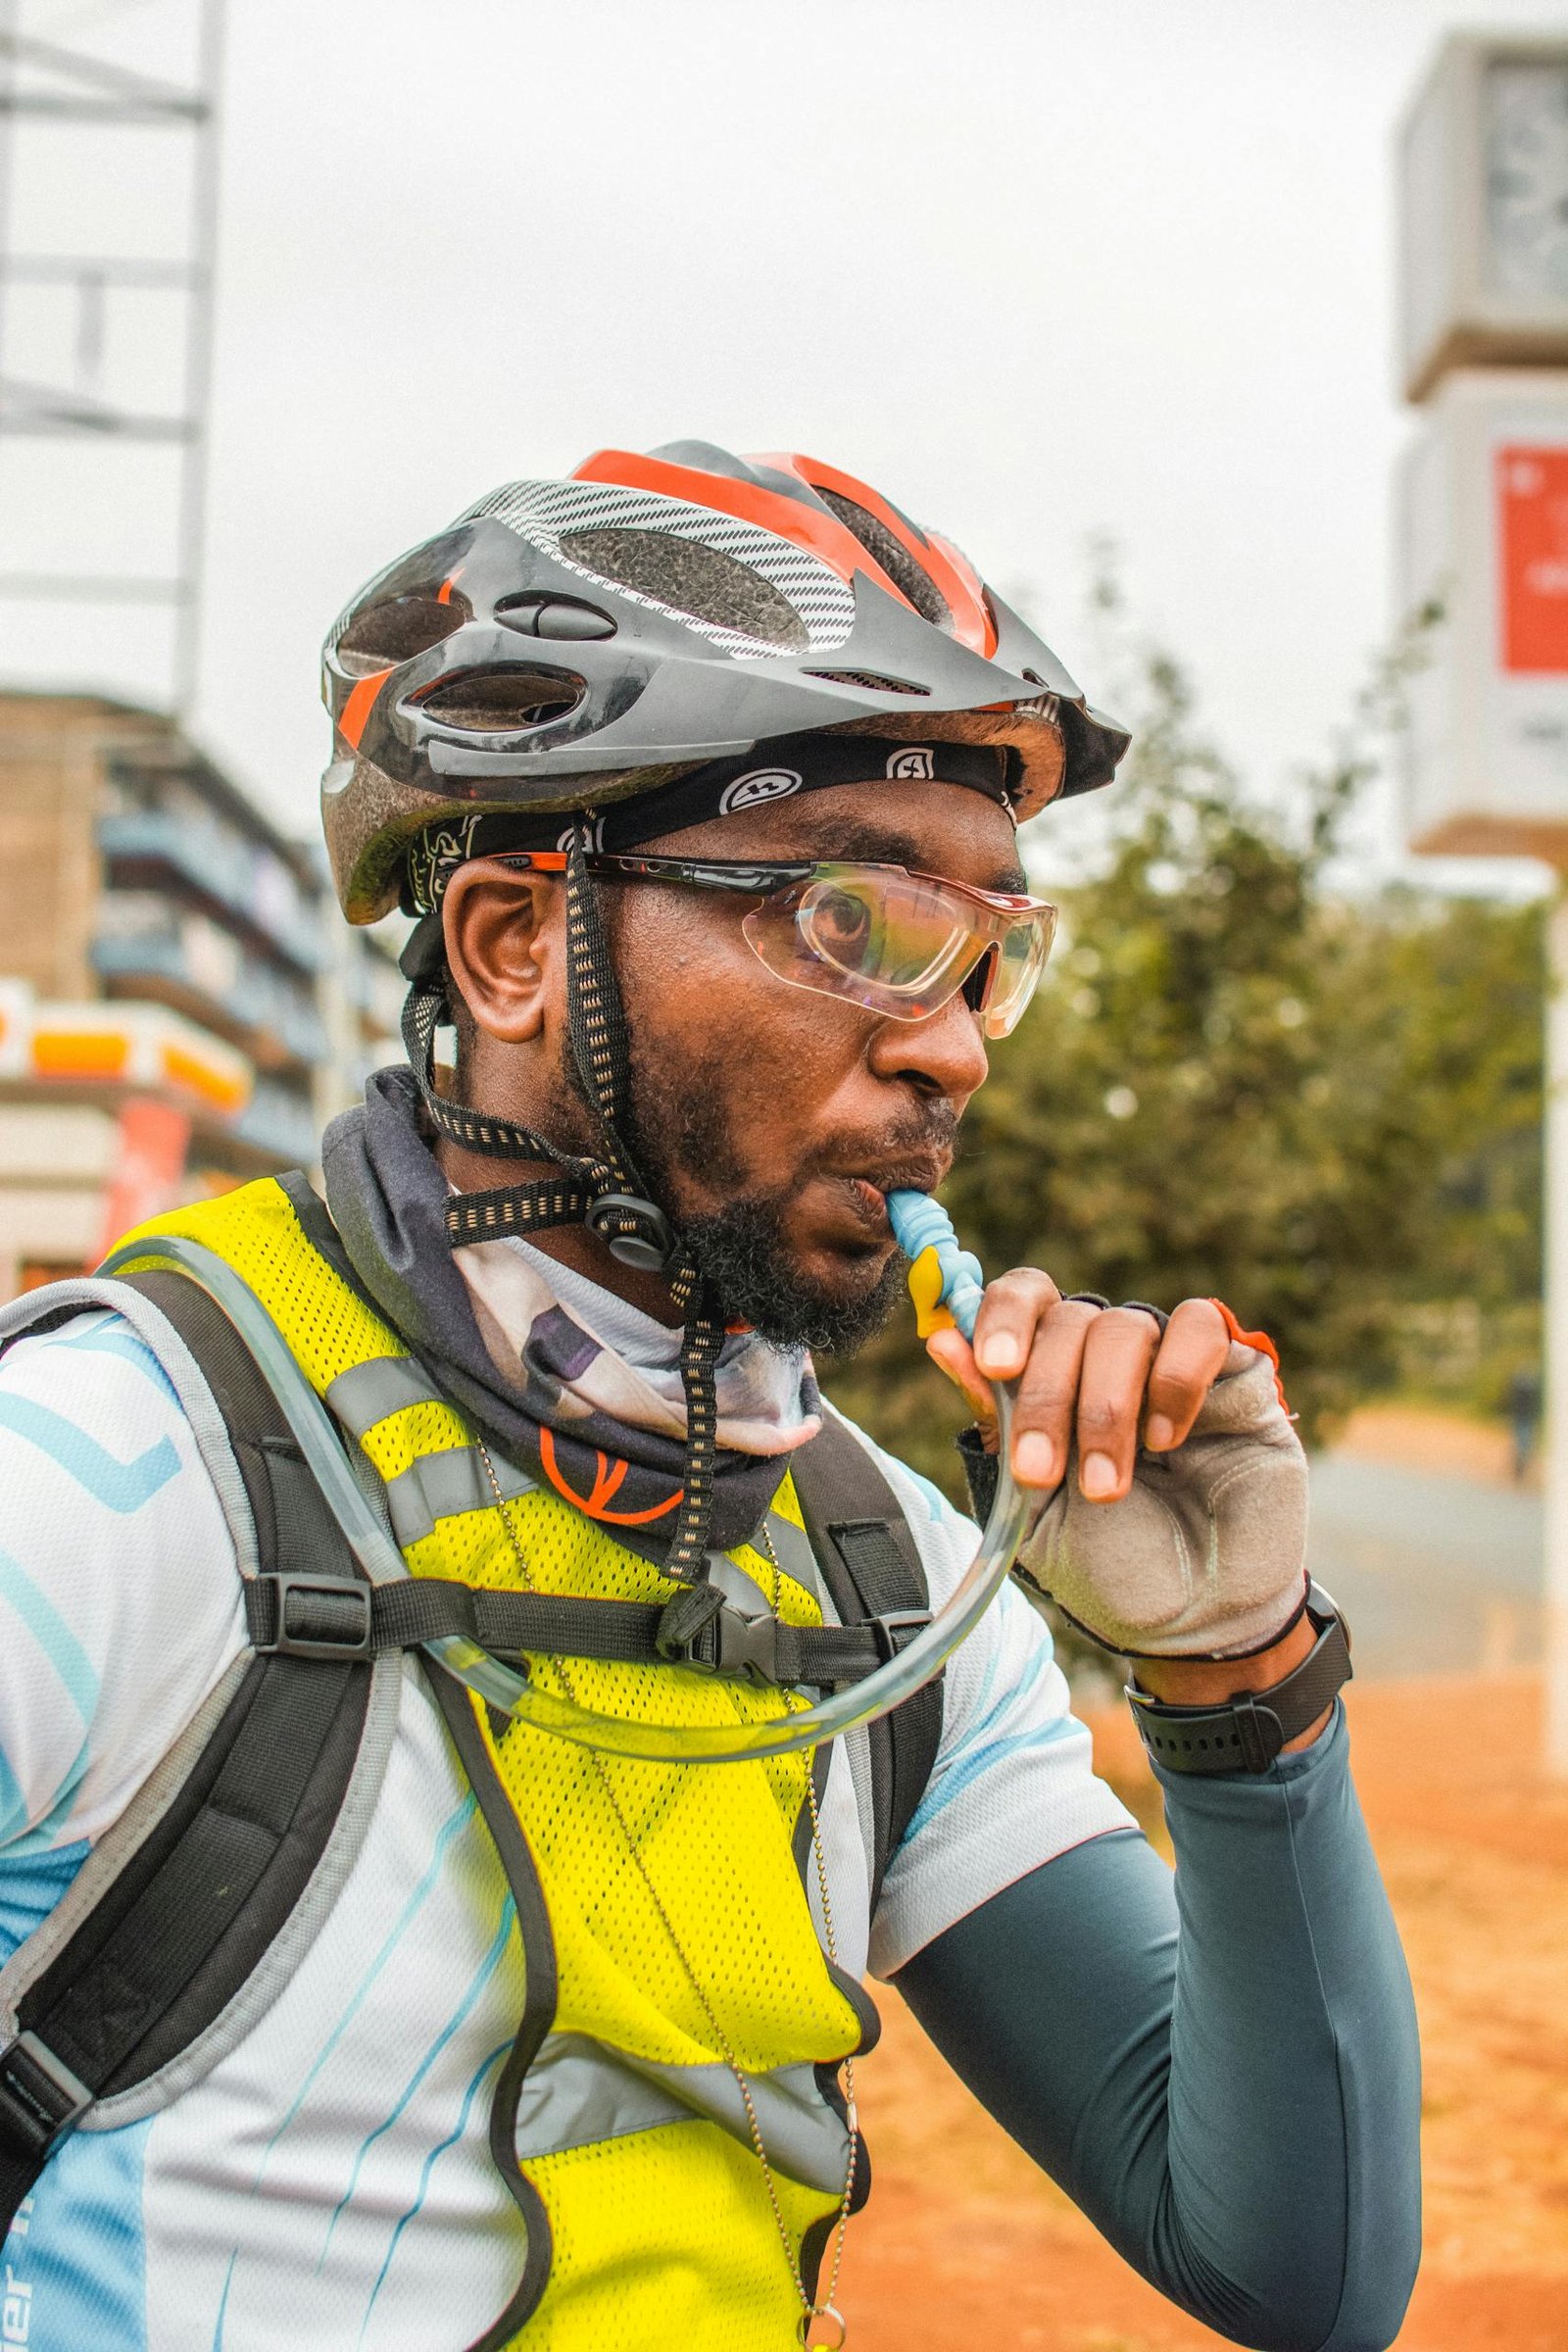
[1544,887,1568,1775]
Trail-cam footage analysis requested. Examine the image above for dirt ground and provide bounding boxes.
[838,1670,1568,2352]
[1333,1404,1534,1491]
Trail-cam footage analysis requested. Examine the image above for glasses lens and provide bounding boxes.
[742,862,1054,1031]
[799,871,968,996]
[981,905,1055,1036]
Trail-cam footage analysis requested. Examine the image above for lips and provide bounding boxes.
[828,1152,953,1227]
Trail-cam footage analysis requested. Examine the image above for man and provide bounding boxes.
[0,443,1418,2350]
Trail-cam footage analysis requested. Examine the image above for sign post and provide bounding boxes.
[1397,33,1568,1768]
[1547,898,1568,1771]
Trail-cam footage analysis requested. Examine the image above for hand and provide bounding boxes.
[926,1270,1310,1661]
[923,1270,1231,1500]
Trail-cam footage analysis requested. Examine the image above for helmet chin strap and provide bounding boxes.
[399,818,725,1583]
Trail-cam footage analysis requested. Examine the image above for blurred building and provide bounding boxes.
[0,690,404,1296]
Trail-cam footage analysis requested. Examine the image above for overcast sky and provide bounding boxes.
[6,0,1568,882]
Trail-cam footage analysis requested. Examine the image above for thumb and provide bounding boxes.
[925,1325,1000,1446]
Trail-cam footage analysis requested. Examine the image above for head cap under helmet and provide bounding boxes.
[320,440,1130,923]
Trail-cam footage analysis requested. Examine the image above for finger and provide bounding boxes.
[1075,1307,1163,1501]
[970,1267,1062,1382]
[924,1325,998,1436]
[1143,1298,1232,1451]
[1008,1297,1102,1490]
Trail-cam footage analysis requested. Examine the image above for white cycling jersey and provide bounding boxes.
[0,1298,1131,2352]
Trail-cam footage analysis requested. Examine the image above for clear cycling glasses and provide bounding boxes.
[739,860,1055,1037]
[505,851,1058,1038]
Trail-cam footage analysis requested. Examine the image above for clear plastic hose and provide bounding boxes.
[103,1190,1024,1764]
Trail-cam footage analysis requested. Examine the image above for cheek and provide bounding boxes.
[618,904,866,1119]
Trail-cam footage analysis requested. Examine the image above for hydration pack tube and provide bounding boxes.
[0,1255,941,2249]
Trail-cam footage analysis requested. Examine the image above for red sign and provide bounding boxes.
[96,1098,191,1263]
[1496,445,1568,674]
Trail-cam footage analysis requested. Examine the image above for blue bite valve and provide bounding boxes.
[887,1189,987,1342]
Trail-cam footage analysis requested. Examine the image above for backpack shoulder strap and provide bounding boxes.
[790,1413,942,1913]
[0,1268,380,2242]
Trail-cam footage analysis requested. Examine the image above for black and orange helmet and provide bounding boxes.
[320,440,1130,922]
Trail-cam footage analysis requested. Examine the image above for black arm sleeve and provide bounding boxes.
[895,1704,1420,2352]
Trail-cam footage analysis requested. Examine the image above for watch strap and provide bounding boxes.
[1125,1590,1351,1776]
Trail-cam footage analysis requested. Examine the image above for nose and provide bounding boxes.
[865,984,990,1104]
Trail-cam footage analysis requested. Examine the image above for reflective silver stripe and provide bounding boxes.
[383,1445,536,1549]
[763,1507,824,1605]
[324,1355,447,1439]
[706,1551,774,1620]
[514,2034,688,2155]
[514,2032,851,2192]
[710,1510,824,1633]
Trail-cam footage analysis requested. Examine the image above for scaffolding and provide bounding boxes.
[0,0,223,713]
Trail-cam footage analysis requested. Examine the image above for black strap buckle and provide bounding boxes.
[250,1574,373,1661]
[0,2032,92,2160]
[656,1587,780,1684]
[1229,1690,1285,1774]
[704,1609,781,1684]
[869,1608,932,1663]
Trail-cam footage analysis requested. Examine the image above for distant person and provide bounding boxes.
[1508,1367,1543,1482]
[0,445,1420,2349]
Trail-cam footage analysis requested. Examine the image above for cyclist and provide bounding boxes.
[0,443,1419,2351]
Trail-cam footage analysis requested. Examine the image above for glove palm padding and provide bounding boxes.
[1013,1342,1309,1659]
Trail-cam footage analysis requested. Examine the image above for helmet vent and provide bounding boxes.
[416,667,585,733]
[803,668,931,696]
[814,489,952,633]
[558,526,808,652]
[336,592,469,677]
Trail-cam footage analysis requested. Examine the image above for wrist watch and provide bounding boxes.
[1124,1584,1351,1776]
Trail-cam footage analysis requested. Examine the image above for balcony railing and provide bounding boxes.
[230,1082,319,1166]
[93,908,328,1068]
[97,810,325,975]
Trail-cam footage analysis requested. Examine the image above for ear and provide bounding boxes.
[441,858,564,1045]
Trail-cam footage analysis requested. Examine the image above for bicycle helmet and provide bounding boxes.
[320,440,1128,922]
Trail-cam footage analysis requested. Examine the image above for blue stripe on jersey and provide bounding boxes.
[0,1546,99,1727]
[0,1838,88,1964]
[317,1893,518,2269]
[5,1741,92,1861]
[896,1462,957,1525]
[0,1396,179,1514]
[212,2252,237,2352]
[252,1790,480,2187]
[905,1634,1071,1838]
[32,1321,181,1409]
[0,1544,99,1848]
[3,2116,152,2352]
[358,2039,512,2344]
[0,1745,24,1849]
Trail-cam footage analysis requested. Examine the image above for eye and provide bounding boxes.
[805,886,875,969]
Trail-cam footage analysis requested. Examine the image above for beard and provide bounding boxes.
[558,1029,928,1356]
[675,1192,911,1356]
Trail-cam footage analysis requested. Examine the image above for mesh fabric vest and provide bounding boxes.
[120,1179,871,2349]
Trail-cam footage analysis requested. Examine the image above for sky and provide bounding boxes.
[5,0,1568,886]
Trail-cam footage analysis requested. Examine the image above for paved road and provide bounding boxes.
[1306,1451,1543,1677]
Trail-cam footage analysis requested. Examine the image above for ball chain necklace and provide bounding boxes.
[477,1442,858,2348]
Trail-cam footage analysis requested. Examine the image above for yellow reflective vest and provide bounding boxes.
[120,1176,873,2348]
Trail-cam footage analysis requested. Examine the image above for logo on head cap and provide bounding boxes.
[556,818,606,853]
[718,767,803,814]
[887,747,935,781]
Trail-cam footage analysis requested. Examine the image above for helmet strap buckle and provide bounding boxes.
[585,1191,677,1273]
